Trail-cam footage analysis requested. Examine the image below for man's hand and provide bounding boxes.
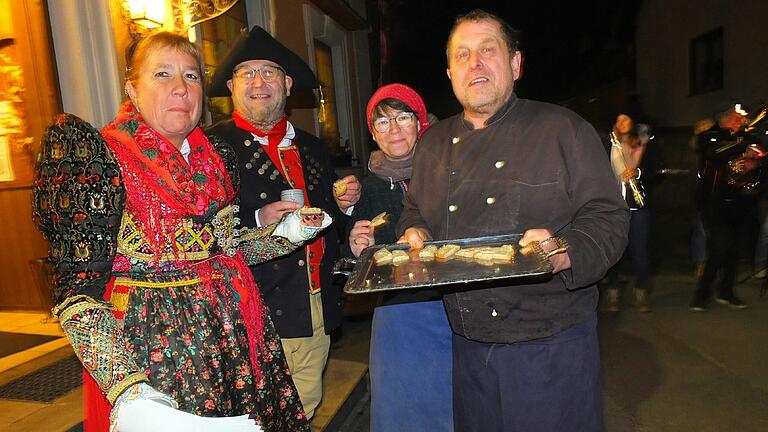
[349,220,375,257]
[334,175,361,212]
[520,228,571,273]
[260,201,301,225]
[397,227,432,250]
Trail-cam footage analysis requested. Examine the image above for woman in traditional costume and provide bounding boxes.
[33,32,324,432]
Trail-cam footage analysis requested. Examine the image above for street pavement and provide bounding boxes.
[601,266,768,431]
[339,267,768,432]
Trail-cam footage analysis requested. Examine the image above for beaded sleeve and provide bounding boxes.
[34,114,147,404]
[209,133,301,264]
[238,223,299,265]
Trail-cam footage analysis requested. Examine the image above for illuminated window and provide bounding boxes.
[200,3,248,124]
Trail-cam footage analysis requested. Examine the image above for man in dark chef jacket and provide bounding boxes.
[207,26,361,419]
[397,10,629,432]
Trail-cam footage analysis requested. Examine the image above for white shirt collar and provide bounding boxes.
[252,121,296,148]
[180,138,191,162]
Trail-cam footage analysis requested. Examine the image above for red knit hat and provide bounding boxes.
[366,84,430,138]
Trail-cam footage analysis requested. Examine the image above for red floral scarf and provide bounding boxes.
[101,101,234,254]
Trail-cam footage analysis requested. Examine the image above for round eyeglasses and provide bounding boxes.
[232,65,286,83]
[372,112,416,133]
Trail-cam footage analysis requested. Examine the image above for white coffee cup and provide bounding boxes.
[280,189,305,207]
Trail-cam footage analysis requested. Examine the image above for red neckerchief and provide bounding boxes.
[233,111,287,148]
[234,112,325,294]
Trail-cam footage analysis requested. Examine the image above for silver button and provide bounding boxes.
[449,204,458,212]
[486,197,496,205]
[260,192,267,199]
[495,161,505,168]
[275,309,283,316]
[244,139,251,147]
[258,169,265,175]
[452,136,460,144]
[491,308,498,317]
[298,259,305,266]
[245,162,252,169]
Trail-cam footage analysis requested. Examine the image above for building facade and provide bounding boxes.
[636,0,768,127]
[0,0,372,309]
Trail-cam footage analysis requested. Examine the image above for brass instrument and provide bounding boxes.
[715,106,768,194]
[610,131,645,208]
[744,106,768,133]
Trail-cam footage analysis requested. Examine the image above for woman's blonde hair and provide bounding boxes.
[125,32,203,85]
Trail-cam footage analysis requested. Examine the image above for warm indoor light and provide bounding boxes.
[128,0,165,29]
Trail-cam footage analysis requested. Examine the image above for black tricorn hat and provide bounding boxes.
[208,26,318,97]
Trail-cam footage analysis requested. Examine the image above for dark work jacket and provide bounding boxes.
[207,119,344,338]
[397,94,629,344]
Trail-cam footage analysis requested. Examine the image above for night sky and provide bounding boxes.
[375,0,642,119]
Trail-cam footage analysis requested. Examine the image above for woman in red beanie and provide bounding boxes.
[348,84,453,431]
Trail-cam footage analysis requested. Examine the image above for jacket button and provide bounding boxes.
[298,259,305,266]
[273,263,279,270]
[274,286,281,293]
[452,136,460,144]
[260,192,267,199]
[486,197,496,205]
[495,161,505,168]
[244,139,252,147]
[275,309,283,316]
[449,204,458,212]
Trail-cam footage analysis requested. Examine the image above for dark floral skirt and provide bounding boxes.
[119,267,309,431]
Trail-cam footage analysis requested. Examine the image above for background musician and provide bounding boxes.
[603,114,657,312]
[690,103,764,311]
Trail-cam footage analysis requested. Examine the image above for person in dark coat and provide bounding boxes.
[206,26,361,419]
[397,10,629,431]
[690,103,763,311]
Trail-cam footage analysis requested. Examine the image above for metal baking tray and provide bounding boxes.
[334,234,553,294]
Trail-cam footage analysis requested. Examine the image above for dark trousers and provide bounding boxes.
[606,207,651,291]
[452,317,603,432]
[695,197,757,300]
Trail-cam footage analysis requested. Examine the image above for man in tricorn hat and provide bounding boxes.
[207,26,361,419]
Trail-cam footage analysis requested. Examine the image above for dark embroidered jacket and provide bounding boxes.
[206,119,345,338]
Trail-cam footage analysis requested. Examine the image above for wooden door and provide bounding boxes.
[0,0,61,310]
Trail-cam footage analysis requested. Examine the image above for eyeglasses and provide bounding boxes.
[372,112,416,133]
[232,65,285,83]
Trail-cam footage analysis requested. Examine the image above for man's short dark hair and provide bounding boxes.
[445,9,520,62]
